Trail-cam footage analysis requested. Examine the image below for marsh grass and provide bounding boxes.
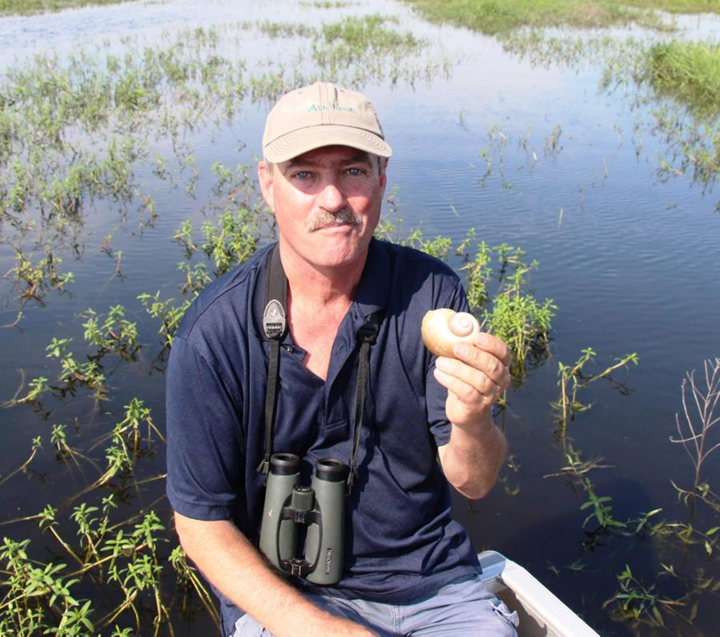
[0,0,131,17]
[402,0,677,36]
[647,41,720,118]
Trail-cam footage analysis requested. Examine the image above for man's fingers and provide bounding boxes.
[463,332,511,368]
[449,343,510,390]
[434,354,508,399]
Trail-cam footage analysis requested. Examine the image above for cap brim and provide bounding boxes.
[264,125,392,163]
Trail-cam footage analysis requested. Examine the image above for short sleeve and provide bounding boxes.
[166,336,245,520]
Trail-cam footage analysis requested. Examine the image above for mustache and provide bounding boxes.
[307,208,362,232]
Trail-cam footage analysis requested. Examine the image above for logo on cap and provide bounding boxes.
[307,102,358,114]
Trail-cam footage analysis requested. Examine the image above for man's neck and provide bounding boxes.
[278,242,367,309]
[277,240,369,379]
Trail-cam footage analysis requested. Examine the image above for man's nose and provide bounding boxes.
[317,179,346,212]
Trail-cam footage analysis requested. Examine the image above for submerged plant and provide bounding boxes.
[603,564,691,629]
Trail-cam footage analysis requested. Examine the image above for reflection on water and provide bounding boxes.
[1,0,719,634]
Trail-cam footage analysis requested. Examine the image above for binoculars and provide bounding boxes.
[259,453,348,585]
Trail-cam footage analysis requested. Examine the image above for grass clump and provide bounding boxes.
[647,41,720,117]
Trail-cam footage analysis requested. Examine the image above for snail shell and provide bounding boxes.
[421,309,481,358]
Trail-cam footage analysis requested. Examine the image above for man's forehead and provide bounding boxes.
[283,146,374,167]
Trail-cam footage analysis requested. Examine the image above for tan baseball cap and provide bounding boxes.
[262,82,393,163]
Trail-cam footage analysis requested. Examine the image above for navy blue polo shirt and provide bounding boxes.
[166,238,480,633]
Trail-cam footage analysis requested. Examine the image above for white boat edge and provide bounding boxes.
[478,551,600,637]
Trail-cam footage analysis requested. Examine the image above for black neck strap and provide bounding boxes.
[256,245,380,494]
[256,245,288,476]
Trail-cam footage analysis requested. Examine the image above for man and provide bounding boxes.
[166,82,518,636]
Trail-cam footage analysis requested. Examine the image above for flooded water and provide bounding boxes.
[1,0,719,634]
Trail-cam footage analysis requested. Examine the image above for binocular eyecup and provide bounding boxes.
[259,453,348,585]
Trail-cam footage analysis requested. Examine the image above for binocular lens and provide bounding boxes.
[269,452,301,475]
[315,458,350,482]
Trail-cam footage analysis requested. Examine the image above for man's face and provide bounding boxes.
[258,145,387,272]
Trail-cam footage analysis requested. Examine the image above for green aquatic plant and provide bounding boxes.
[0,535,93,636]
[0,0,129,16]
[200,208,262,275]
[251,20,318,39]
[579,477,626,530]
[603,564,691,629]
[0,437,42,489]
[169,546,222,628]
[82,305,140,360]
[7,375,49,406]
[39,337,108,402]
[647,41,720,118]
[138,292,193,347]
[50,423,95,467]
[479,244,555,381]
[552,347,639,431]
[300,0,353,7]
[7,244,74,301]
[114,397,165,452]
[177,261,211,296]
[312,14,431,85]
[653,107,719,188]
[401,0,682,37]
[460,234,492,309]
[374,214,453,262]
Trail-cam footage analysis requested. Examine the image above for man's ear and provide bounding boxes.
[257,161,275,213]
[379,158,388,197]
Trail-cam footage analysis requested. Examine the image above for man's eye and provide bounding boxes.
[346,167,363,176]
[294,171,310,180]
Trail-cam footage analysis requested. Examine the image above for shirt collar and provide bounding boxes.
[253,238,391,337]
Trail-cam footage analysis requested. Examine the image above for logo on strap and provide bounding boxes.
[263,299,286,340]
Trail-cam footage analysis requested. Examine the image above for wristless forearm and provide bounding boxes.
[440,413,507,499]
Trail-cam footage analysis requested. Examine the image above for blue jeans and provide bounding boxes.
[233,575,519,636]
